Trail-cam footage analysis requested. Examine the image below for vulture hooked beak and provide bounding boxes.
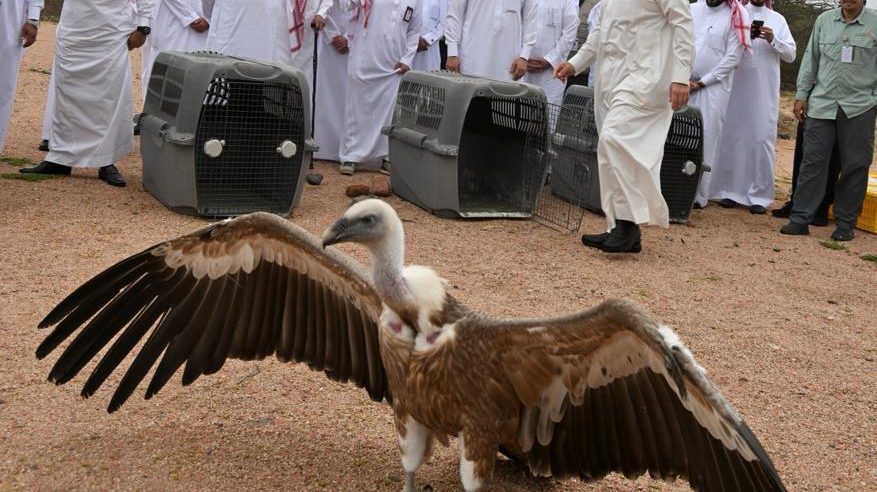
[321,217,351,248]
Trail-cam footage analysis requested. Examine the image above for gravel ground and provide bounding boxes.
[1,25,876,492]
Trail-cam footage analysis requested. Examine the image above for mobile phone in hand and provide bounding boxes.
[750,20,764,39]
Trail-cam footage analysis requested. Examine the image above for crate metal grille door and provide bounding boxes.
[532,103,590,233]
[457,96,547,216]
[660,108,704,223]
[194,77,305,217]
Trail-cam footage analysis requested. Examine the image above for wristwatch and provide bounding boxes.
[26,19,39,28]
[136,26,151,36]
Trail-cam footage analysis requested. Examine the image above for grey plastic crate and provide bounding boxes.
[553,86,706,223]
[140,51,316,218]
[550,85,601,214]
[383,71,549,218]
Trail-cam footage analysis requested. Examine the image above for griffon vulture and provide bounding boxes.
[35,199,786,491]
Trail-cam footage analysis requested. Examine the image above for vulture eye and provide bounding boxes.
[362,215,375,225]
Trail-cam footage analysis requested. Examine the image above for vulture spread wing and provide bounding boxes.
[481,299,785,491]
[36,212,389,412]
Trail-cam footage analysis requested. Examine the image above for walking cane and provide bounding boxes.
[306,28,323,185]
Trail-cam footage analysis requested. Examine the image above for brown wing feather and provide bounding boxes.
[35,212,388,412]
[465,299,786,491]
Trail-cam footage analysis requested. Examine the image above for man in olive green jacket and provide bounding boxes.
[781,0,876,241]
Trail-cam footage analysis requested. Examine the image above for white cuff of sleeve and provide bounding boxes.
[27,6,42,20]
[447,42,459,57]
[135,15,152,28]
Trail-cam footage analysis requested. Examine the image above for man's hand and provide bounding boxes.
[793,99,808,122]
[688,80,700,92]
[394,62,410,75]
[20,24,38,48]
[446,56,460,73]
[417,37,429,52]
[311,15,325,32]
[189,17,209,33]
[554,62,575,81]
[510,57,527,80]
[127,31,147,51]
[331,35,349,54]
[527,58,551,73]
[670,82,690,110]
[759,25,774,43]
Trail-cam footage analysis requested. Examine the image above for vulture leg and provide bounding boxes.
[458,432,497,492]
[396,414,433,492]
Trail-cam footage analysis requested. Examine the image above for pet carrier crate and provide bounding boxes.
[659,106,705,223]
[383,71,549,218]
[552,86,706,223]
[139,51,315,217]
[549,85,601,214]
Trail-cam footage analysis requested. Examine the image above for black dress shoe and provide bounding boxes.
[831,227,854,242]
[780,222,809,236]
[38,139,50,151]
[98,165,126,187]
[19,161,71,175]
[719,198,737,208]
[600,220,642,253]
[581,232,610,250]
[771,200,792,218]
[749,204,767,215]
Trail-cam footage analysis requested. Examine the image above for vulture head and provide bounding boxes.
[322,199,403,252]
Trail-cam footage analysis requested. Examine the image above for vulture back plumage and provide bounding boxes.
[34,206,786,491]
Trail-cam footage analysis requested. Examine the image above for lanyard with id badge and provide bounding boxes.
[841,35,854,64]
[403,6,414,23]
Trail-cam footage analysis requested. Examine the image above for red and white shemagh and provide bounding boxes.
[352,0,373,28]
[290,0,308,52]
[727,0,751,49]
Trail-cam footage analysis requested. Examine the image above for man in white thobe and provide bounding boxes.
[521,0,579,108]
[711,0,795,214]
[206,0,331,93]
[20,0,156,187]
[0,0,43,153]
[555,0,693,253]
[445,0,538,81]
[585,0,600,87]
[141,0,211,99]
[411,0,448,71]
[314,1,354,162]
[689,0,748,208]
[337,0,421,175]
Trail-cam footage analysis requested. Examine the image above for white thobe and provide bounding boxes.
[206,0,330,93]
[338,0,421,165]
[141,0,210,99]
[445,0,538,81]
[689,1,746,207]
[569,0,693,230]
[712,4,795,207]
[520,0,578,107]
[0,0,44,153]
[411,0,448,71]
[585,1,600,87]
[313,3,354,162]
[46,0,155,168]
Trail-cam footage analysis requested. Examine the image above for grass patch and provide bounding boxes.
[861,254,877,264]
[819,240,848,251]
[0,156,35,167]
[1,172,61,182]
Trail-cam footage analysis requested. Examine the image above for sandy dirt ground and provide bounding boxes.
[1,25,876,492]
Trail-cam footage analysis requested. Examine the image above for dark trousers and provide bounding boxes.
[790,106,876,228]
[789,119,840,211]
